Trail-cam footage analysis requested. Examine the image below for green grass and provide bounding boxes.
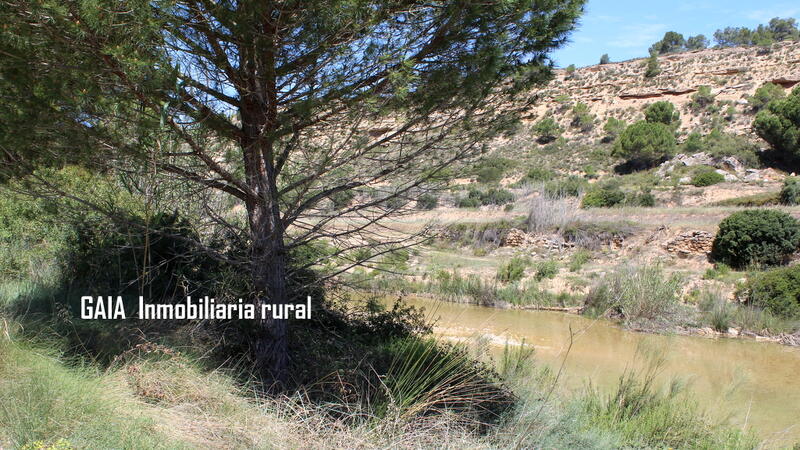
[0,338,182,449]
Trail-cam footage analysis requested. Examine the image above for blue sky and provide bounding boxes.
[551,0,800,67]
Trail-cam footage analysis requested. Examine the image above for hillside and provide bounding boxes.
[527,41,800,142]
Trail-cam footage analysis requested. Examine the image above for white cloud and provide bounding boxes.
[608,23,668,49]
[746,5,799,22]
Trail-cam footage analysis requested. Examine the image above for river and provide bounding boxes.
[393,296,800,445]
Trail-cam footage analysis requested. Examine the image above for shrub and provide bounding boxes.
[481,188,514,205]
[737,265,800,319]
[534,259,558,281]
[690,86,715,111]
[754,88,800,158]
[644,53,660,78]
[614,121,676,166]
[474,156,515,183]
[519,167,555,184]
[457,196,481,208]
[711,209,800,268]
[602,117,627,142]
[599,53,610,64]
[644,101,680,128]
[497,256,529,283]
[457,188,514,208]
[581,187,625,208]
[533,117,562,144]
[571,102,595,132]
[543,175,587,198]
[584,264,683,321]
[691,168,725,187]
[568,249,591,272]
[416,193,438,210]
[748,83,785,112]
[780,177,800,205]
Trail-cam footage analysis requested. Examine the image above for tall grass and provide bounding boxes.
[0,338,179,449]
[582,361,758,449]
[376,337,512,425]
[584,264,683,322]
[526,193,579,234]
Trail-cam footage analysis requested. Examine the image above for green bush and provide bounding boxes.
[711,209,800,268]
[534,259,559,281]
[614,121,676,166]
[584,264,683,321]
[457,196,481,208]
[599,53,610,64]
[690,85,715,110]
[780,176,800,205]
[457,188,514,207]
[691,168,725,187]
[519,167,555,184]
[738,265,800,319]
[644,53,660,78]
[644,101,680,128]
[533,117,563,144]
[497,257,529,283]
[416,193,438,210]
[753,86,800,158]
[571,102,595,132]
[749,83,785,112]
[581,187,625,208]
[602,117,627,142]
[544,176,587,198]
[474,156,515,183]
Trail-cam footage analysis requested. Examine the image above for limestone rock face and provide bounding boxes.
[663,230,714,255]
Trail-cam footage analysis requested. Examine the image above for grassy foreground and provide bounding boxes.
[0,289,759,449]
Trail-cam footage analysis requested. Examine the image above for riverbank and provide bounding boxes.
[384,295,800,445]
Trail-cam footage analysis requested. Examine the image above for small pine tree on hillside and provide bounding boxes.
[644,53,660,78]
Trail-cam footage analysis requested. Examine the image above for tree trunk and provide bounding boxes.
[249,200,290,388]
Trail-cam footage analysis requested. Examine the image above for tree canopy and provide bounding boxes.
[0,0,585,384]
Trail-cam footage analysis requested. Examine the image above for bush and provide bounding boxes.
[614,121,676,166]
[749,83,785,112]
[543,175,587,198]
[644,101,680,128]
[584,264,683,321]
[690,85,715,111]
[533,117,562,144]
[571,102,595,132]
[457,196,481,208]
[780,177,800,205]
[644,53,660,78]
[474,156,515,183]
[599,53,610,64]
[691,168,725,187]
[497,257,529,283]
[711,209,800,268]
[602,117,627,142]
[754,86,800,159]
[534,259,559,281]
[416,193,438,210]
[519,167,555,184]
[737,265,800,319]
[525,194,578,234]
[581,187,625,208]
[456,188,514,208]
